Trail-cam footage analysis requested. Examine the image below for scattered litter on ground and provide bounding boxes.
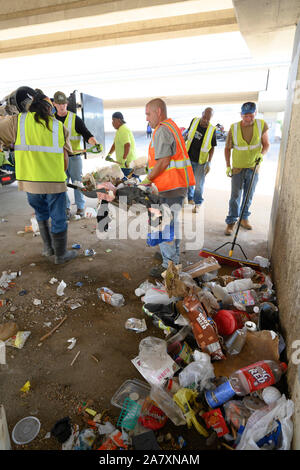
[56,280,66,296]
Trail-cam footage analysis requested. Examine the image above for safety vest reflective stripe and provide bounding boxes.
[201,124,215,153]
[186,118,200,150]
[162,120,190,162]
[165,159,191,170]
[14,113,64,153]
[65,112,81,141]
[233,120,263,150]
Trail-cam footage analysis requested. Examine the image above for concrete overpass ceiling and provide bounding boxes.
[0,0,237,57]
[233,0,300,62]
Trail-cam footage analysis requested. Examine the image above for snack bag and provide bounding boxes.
[183,296,225,360]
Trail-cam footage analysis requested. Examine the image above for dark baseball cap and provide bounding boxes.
[53,91,68,104]
[241,102,256,114]
[112,111,125,123]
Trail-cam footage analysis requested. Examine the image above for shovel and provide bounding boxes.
[67,183,106,199]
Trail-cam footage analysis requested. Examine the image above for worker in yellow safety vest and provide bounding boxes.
[224,102,270,235]
[144,98,195,278]
[53,91,100,219]
[185,107,217,213]
[0,87,77,265]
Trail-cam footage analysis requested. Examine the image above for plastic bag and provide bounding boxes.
[179,351,215,391]
[57,280,66,296]
[135,280,155,297]
[236,395,294,450]
[30,216,39,233]
[5,331,31,349]
[253,256,270,269]
[143,287,177,305]
[231,267,256,279]
[225,278,260,294]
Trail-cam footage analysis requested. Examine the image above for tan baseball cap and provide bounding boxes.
[53,91,68,104]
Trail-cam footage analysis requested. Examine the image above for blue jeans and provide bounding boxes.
[66,155,85,210]
[158,195,184,268]
[188,161,207,205]
[225,168,259,225]
[27,192,67,233]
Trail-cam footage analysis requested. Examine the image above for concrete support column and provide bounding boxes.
[268,22,300,449]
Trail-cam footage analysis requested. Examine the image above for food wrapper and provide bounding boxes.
[183,296,225,361]
[202,408,229,437]
[5,331,31,349]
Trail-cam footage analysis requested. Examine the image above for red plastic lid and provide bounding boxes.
[214,310,238,336]
[280,362,288,372]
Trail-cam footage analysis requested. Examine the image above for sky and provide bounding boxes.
[0,31,290,131]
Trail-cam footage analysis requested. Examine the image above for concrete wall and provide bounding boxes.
[269,22,300,449]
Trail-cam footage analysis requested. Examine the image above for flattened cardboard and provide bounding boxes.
[183,257,221,278]
[213,330,279,378]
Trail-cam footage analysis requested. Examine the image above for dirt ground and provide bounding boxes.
[1,202,224,451]
[0,142,277,451]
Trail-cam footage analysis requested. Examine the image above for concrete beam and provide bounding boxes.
[104,91,259,108]
[0,8,237,58]
[233,0,300,61]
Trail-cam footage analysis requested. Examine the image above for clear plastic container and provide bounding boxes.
[150,385,186,426]
[12,416,41,445]
[111,379,151,409]
[139,336,168,369]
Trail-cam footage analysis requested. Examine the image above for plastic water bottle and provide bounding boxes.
[224,326,247,355]
[205,360,287,408]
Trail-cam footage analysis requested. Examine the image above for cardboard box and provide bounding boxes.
[182,257,220,278]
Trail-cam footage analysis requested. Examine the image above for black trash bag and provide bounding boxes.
[116,186,161,209]
[51,416,72,443]
[144,302,180,327]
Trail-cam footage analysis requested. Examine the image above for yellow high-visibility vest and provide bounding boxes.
[14,112,66,182]
[231,119,264,168]
[186,118,216,164]
[64,111,81,152]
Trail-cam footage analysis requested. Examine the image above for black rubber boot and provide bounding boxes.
[51,230,78,265]
[37,220,54,256]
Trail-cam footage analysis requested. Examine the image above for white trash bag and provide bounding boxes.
[236,394,294,450]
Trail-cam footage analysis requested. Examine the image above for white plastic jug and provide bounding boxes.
[0,405,11,450]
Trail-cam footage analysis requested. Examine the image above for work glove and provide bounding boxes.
[256,153,263,164]
[139,176,152,185]
[105,154,114,162]
[226,166,232,177]
[204,161,211,176]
